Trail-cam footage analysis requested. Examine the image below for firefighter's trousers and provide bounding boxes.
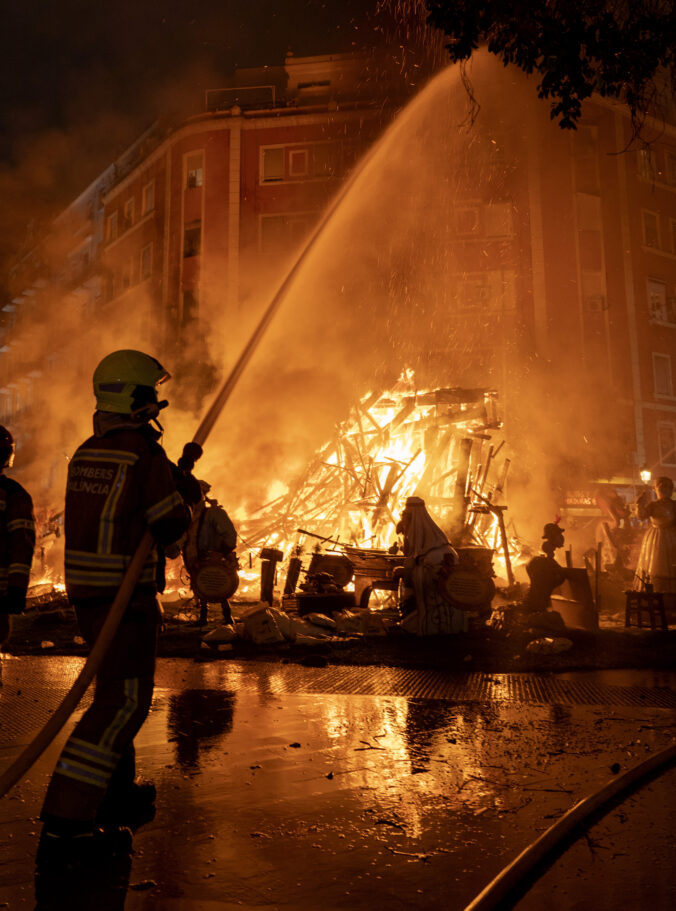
[41,594,159,823]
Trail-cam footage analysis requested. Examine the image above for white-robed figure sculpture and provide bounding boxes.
[397,496,467,636]
[633,476,676,595]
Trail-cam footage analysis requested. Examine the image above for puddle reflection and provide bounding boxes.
[167,688,236,770]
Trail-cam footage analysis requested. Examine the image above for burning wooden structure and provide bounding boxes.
[237,371,518,611]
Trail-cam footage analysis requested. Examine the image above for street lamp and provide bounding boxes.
[639,466,652,484]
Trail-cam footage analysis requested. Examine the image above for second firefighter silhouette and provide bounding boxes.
[0,426,36,656]
[183,480,239,625]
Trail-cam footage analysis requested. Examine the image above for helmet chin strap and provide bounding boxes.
[130,398,168,424]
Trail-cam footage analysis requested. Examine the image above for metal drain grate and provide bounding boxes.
[2,660,675,749]
[0,686,92,747]
[230,666,676,708]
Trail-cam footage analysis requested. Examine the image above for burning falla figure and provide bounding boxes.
[396,496,467,636]
[182,479,239,626]
[633,476,676,596]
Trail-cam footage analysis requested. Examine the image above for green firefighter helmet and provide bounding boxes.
[93,350,170,419]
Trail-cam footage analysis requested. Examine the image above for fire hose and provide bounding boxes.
[0,124,391,799]
[463,741,676,911]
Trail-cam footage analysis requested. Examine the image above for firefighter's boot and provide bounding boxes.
[35,825,133,908]
[97,779,157,829]
[35,824,133,873]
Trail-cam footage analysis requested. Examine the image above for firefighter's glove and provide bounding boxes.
[178,442,203,473]
[164,542,182,560]
[0,586,26,616]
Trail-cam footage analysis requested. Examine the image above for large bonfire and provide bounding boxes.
[233,369,518,598]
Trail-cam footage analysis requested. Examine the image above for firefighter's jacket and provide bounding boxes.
[0,475,35,612]
[64,417,190,601]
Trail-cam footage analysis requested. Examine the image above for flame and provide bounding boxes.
[237,369,522,584]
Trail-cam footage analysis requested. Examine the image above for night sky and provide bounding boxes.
[1,1,383,162]
[0,1,404,272]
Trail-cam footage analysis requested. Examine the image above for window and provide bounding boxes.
[642,210,660,248]
[666,152,676,186]
[582,270,606,312]
[658,423,676,466]
[638,148,657,180]
[484,203,513,237]
[313,143,339,177]
[653,353,673,397]
[572,126,600,193]
[182,290,198,326]
[576,193,602,231]
[456,280,492,311]
[142,181,155,214]
[104,272,114,301]
[186,152,203,189]
[261,147,284,182]
[123,198,134,230]
[183,222,201,258]
[140,243,153,280]
[289,149,309,177]
[105,211,118,243]
[121,256,133,290]
[261,143,342,183]
[648,279,668,322]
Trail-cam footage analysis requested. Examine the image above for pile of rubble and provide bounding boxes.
[201,601,389,655]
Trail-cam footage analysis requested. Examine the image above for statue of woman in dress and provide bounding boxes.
[633,476,676,594]
[396,496,466,636]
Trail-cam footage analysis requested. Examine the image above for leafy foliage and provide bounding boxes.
[424,0,676,131]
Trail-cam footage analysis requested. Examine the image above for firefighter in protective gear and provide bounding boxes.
[0,426,36,652]
[38,350,191,873]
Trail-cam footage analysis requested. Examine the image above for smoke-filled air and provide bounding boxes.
[11,49,632,581]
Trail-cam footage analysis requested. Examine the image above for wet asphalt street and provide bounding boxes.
[0,657,674,910]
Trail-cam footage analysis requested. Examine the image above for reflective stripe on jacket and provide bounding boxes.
[65,425,188,600]
[0,476,36,595]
